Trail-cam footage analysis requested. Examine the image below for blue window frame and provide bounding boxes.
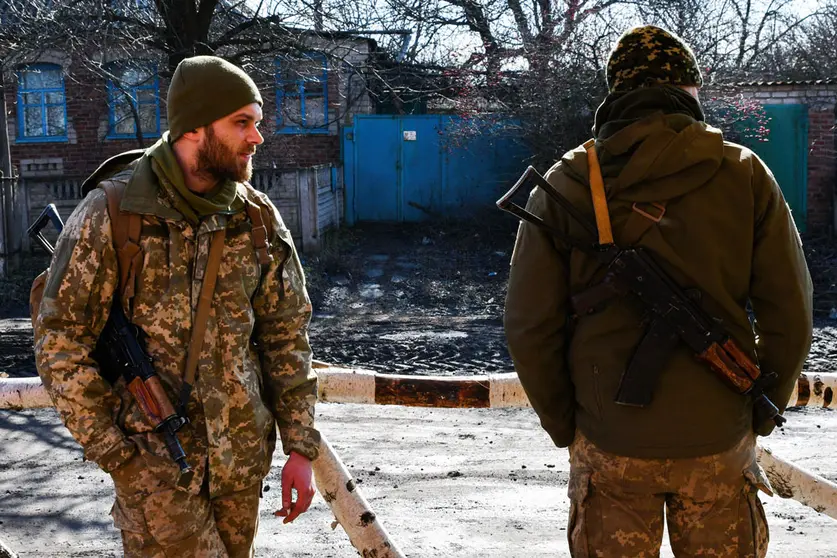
[16,63,68,143]
[276,53,328,134]
[106,63,161,140]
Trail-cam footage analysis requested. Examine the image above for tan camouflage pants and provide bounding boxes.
[110,461,261,558]
[567,432,772,558]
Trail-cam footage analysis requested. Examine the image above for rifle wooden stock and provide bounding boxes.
[697,339,764,395]
[127,376,179,429]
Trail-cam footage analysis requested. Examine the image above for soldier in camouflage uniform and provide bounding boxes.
[35,55,320,557]
[504,26,813,557]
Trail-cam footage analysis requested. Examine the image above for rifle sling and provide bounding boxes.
[582,142,681,405]
[179,228,227,412]
[570,143,668,316]
[583,140,614,245]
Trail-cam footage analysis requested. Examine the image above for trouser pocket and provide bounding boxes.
[739,465,772,558]
[567,470,592,558]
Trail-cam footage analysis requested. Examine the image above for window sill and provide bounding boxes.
[105,133,161,141]
[15,137,69,144]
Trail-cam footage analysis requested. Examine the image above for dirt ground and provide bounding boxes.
[2,404,837,558]
[1,216,837,557]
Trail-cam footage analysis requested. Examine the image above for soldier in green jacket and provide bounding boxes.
[504,26,813,557]
[35,56,320,557]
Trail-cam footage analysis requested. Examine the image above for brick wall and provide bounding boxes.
[807,109,837,232]
[6,63,145,178]
[5,42,373,180]
[738,83,837,233]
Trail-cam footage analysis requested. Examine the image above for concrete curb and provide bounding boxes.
[4,370,836,411]
[0,368,533,410]
[787,372,837,408]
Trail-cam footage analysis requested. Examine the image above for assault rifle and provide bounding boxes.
[497,167,785,430]
[28,204,192,472]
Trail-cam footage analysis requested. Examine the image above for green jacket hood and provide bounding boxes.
[562,88,725,203]
[562,113,725,203]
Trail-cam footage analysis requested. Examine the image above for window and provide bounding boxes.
[107,63,160,140]
[16,64,68,142]
[276,53,328,134]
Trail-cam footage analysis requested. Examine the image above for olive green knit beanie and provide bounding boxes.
[167,55,263,140]
[606,25,703,93]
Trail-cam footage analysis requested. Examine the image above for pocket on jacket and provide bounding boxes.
[138,488,212,548]
[112,436,183,497]
[738,465,771,558]
[567,470,593,558]
[110,496,146,533]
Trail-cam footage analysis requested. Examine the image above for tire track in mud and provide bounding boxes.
[0,314,512,378]
[309,314,512,376]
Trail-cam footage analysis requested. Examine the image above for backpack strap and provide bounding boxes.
[245,198,273,267]
[81,149,145,196]
[100,180,144,304]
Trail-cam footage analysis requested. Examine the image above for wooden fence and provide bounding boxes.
[21,164,343,253]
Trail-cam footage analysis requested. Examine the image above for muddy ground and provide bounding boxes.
[2,215,836,378]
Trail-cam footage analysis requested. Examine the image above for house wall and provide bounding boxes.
[738,83,837,233]
[5,40,374,251]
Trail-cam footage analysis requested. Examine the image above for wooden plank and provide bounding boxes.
[298,170,318,252]
[317,185,336,230]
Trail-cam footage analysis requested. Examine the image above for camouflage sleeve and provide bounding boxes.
[34,189,137,472]
[252,201,320,461]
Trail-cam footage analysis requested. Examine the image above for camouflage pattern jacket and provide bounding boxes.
[35,153,320,497]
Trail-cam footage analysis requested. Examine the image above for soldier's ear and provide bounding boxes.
[180,128,204,144]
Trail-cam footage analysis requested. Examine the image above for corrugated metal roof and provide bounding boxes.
[735,79,837,86]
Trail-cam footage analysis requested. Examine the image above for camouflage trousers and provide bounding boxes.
[567,432,773,558]
[110,459,261,558]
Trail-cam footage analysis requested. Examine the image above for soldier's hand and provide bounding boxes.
[274,451,315,524]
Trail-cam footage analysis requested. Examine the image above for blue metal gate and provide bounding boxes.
[343,115,529,224]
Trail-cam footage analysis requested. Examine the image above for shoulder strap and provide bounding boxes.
[100,180,144,303]
[245,198,273,267]
[179,228,227,412]
[584,139,667,247]
[583,140,614,245]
